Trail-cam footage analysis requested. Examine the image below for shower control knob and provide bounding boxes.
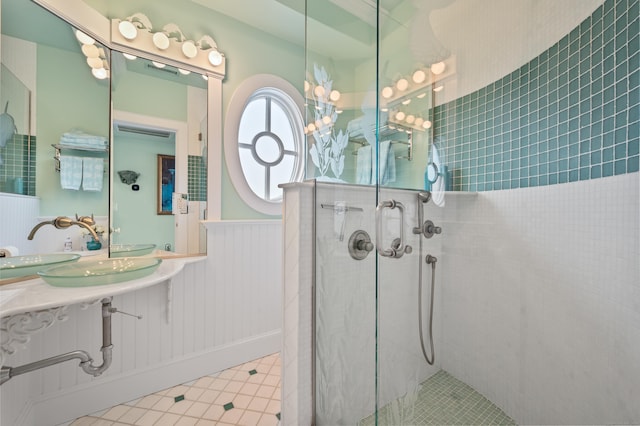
[404,245,413,254]
[422,220,442,238]
[348,230,374,260]
[356,240,374,252]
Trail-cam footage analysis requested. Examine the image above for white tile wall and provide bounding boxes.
[439,172,640,425]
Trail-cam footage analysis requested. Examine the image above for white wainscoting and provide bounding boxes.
[0,219,282,426]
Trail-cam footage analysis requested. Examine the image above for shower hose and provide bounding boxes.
[418,237,437,365]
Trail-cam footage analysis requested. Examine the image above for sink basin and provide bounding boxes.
[110,244,156,258]
[0,253,81,279]
[38,257,162,287]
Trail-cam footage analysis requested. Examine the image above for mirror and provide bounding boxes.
[110,51,208,256]
[0,0,110,257]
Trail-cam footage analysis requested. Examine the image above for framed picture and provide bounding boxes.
[157,154,175,215]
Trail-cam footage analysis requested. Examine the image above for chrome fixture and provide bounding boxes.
[0,298,124,385]
[420,220,442,239]
[27,214,99,241]
[348,230,374,260]
[419,254,438,365]
[376,200,412,258]
[413,191,442,238]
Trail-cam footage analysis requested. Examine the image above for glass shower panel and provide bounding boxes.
[305,0,379,424]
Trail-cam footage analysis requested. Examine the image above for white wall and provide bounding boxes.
[0,220,282,426]
[439,172,640,425]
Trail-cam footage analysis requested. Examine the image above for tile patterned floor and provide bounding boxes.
[361,370,516,425]
[65,353,281,426]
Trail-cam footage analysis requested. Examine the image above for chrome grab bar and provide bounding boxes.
[376,199,412,258]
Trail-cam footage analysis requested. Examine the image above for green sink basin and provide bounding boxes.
[0,253,81,279]
[110,244,156,258]
[38,257,162,287]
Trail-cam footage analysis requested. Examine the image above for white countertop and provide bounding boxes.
[0,255,206,318]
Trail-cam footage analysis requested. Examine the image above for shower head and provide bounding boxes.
[418,191,432,203]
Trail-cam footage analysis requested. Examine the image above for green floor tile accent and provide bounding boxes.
[359,370,516,426]
[174,395,185,403]
[223,402,234,411]
[249,369,257,375]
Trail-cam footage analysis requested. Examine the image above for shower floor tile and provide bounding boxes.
[62,353,281,426]
[360,370,516,425]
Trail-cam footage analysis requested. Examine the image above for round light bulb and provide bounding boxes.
[152,32,170,50]
[152,61,166,69]
[322,116,332,125]
[123,53,137,60]
[381,86,394,99]
[307,123,316,132]
[406,114,415,124]
[81,44,99,58]
[412,70,426,84]
[315,120,322,129]
[329,90,341,102]
[86,57,103,69]
[415,117,425,126]
[118,20,138,40]
[430,62,446,75]
[182,41,198,59]
[396,78,409,91]
[314,85,325,98]
[91,68,108,80]
[208,50,223,66]
[75,30,95,45]
[423,120,433,129]
[395,111,406,121]
[178,69,191,75]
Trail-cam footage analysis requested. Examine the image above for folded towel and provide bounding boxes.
[59,130,108,150]
[378,141,391,185]
[356,145,372,184]
[82,157,104,192]
[60,155,83,190]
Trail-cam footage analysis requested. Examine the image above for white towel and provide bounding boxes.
[356,145,372,184]
[384,143,396,184]
[378,141,391,185]
[60,155,82,190]
[82,157,104,192]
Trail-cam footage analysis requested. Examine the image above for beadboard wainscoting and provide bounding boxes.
[0,219,282,426]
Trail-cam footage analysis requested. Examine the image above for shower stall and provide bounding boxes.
[282,0,640,424]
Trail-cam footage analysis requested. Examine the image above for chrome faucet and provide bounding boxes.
[27,214,99,241]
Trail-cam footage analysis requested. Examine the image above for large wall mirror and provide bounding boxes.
[1,0,110,256]
[111,51,208,255]
[1,0,215,262]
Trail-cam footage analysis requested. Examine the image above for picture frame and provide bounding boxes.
[157,154,175,215]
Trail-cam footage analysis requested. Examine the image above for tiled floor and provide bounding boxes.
[361,370,516,425]
[65,353,281,426]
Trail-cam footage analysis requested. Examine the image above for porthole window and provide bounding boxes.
[225,75,305,215]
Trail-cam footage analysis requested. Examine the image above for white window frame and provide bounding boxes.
[224,74,305,215]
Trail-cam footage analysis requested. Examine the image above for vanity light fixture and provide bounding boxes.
[111,14,226,78]
[395,111,406,121]
[329,90,341,102]
[74,27,109,80]
[117,13,152,41]
[414,117,425,127]
[178,69,191,75]
[406,114,416,124]
[382,86,394,99]
[152,61,166,69]
[430,61,446,75]
[75,30,95,45]
[422,120,433,129]
[412,69,426,84]
[123,53,137,60]
[396,78,409,91]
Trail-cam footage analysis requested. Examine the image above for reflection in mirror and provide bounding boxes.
[110,51,207,256]
[1,0,110,259]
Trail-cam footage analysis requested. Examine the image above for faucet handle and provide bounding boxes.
[75,214,95,226]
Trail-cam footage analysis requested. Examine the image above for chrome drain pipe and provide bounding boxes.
[1,298,114,385]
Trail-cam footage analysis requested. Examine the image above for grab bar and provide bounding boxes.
[376,200,412,258]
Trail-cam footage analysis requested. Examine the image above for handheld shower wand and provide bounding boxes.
[413,191,431,235]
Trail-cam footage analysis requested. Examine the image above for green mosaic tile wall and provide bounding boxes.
[188,155,207,201]
[0,134,36,195]
[434,0,639,191]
